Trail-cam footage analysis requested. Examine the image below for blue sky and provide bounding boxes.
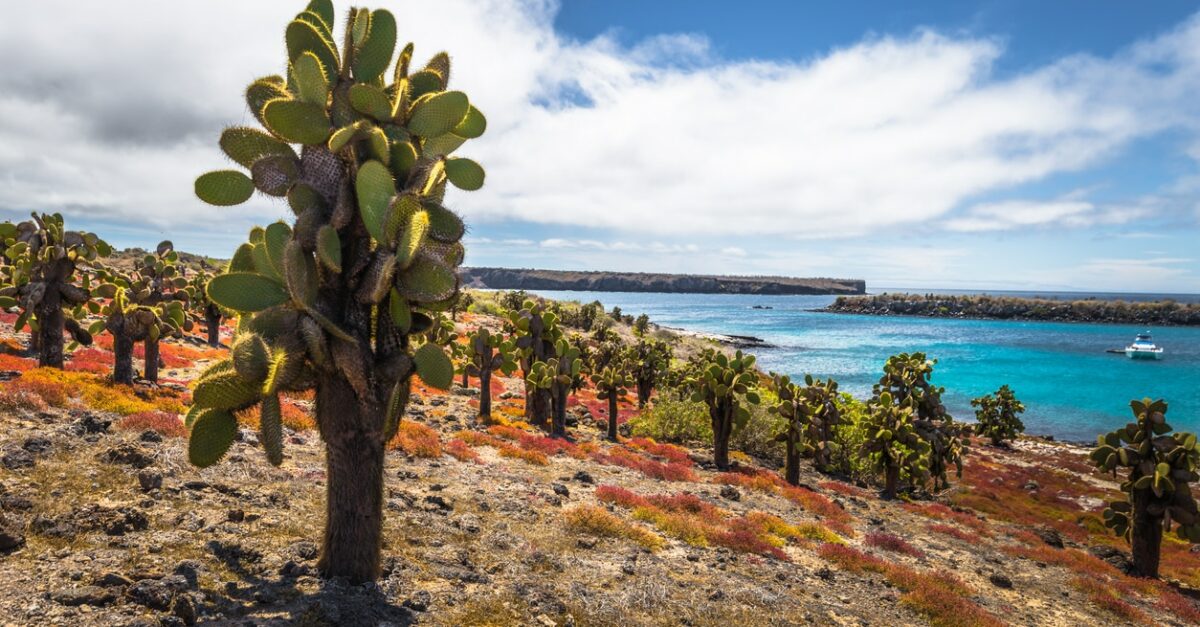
[1,1,1199,293]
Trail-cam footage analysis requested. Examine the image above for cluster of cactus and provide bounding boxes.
[862,391,931,499]
[768,373,842,484]
[874,352,967,491]
[508,300,561,427]
[462,327,516,419]
[1090,398,1200,577]
[686,349,761,470]
[530,337,583,438]
[188,0,481,583]
[90,242,192,384]
[183,267,225,347]
[0,214,111,367]
[972,385,1025,446]
[631,338,671,408]
[450,290,473,321]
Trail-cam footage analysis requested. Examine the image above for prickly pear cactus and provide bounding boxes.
[972,384,1025,446]
[183,267,225,347]
[508,299,561,426]
[862,391,931,499]
[768,373,842,483]
[189,0,484,583]
[875,352,965,491]
[0,213,111,368]
[631,338,671,408]
[592,360,631,441]
[91,241,192,384]
[463,327,516,419]
[686,349,761,470]
[548,337,584,438]
[1090,398,1200,577]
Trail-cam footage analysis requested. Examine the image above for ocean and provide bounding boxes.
[528,290,1200,442]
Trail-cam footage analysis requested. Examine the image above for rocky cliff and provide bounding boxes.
[460,267,866,295]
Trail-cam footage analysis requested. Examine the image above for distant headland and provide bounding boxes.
[825,293,1200,326]
[459,267,866,295]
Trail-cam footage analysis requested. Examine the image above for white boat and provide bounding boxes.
[1125,333,1164,360]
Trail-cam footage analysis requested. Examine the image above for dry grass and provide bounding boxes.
[563,504,665,550]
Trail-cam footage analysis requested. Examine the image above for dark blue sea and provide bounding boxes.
[530,289,1200,442]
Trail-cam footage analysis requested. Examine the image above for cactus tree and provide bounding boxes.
[509,300,560,427]
[972,385,1025,446]
[189,0,482,583]
[1090,399,1200,578]
[0,214,110,368]
[875,352,966,491]
[463,327,516,419]
[631,338,671,408]
[768,373,842,484]
[185,268,225,347]
[592,361,631,442]
[686,349,761,470]
[863,391,931,499]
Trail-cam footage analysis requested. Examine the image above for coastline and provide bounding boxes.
[824,293,1200,326]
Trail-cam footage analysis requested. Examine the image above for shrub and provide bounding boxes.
[563,505,664,550]
[865,532,924,557]
[729,402,785,464]
[971,385,1025,446]
[629,399,712,444]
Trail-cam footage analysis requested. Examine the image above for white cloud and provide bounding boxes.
[1071,257,1195,286]
[944,198,1151,232]
[0,1,1198,255]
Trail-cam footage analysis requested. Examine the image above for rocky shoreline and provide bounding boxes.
[825,293,1200,326]
[461,267,866,296]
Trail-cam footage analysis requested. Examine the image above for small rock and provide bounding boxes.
[423,495,453,512]
[287,541,319,561]
[577,538,597,549]
[138,430,163,443]
[1,449,35,470]
[227,509,245,523]
[1032,526,1064,549]
[708,589,725,601]
[402,590,432,612]
[22,437,53,455]
[0,513,25,552]
[719,485,741,501]
[74,413,111,434]
[552,483,570,498]
[1023,481,1040,491]
[137,471,162,492]
[622,562,635,575]
[126,578,177,610]
[97,443,154,469]
[816,567,835,581]
[572,471,594,485]
[989,573,1013,589]
[50,586,116,607]
[92,572,132,588]
[1088,545,1134,574]
[171,594,197,626]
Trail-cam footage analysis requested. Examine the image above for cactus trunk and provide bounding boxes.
[637,378,651,408]
[883,463,900,499]
[551,382,568,438]
[462,369,468,388]
[204,305,222,347]
[478,370,492,419]
[113,329,135,385]
[144,337,160,384]
[316,376,385,584]
[784,443,800,486]
[711,398,733,471]
[607,395,619,442]
[34,287,65,369]
[1130,488,1163,577]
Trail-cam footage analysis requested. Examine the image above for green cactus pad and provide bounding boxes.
[349,84,393,121]
[424,52,451,87]
[407,70,443,100]
[353,9,396,82]
[188,409,239,468]
[220,127,298,170]
[251,155,301,197]
[351,8,371,46]
[367,126,391,164]
[444,157,485,191]
[193,370,262,411]
[293,51,330,105]
[246,77,289,127]
[316,225,342,272]
[284,240,317,307]
[251,242,283,282]
[286,19,338,81]
[395,42,414,80]
[421,133,466,158]
[287,183,327,217]
[454,105,487,139]
[408,91,470,138]
[229,243,255,272]
[355,160,395,242]
[414,342,453,390]
[264,222,292,275]
[383,380,408,442]
[396,255,457,303]
[260,394,284,466]
[395,207,429,269]
[389,141,418,179]
[388,288,412,333]
[423,202,465,243]
[195,170,255,206]
[296,10,333,42]
[232,333,270,382]
[263,99,331,146]
[207,273,289,313]
[305,0,335,33]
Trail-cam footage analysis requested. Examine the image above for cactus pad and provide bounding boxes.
[444,157,485,191]
[193,370,262,411]
[220,127,298,170]
[195,170,255,206]
[408,91,469,138]
[286,19,338,81]
[353,9,396,82]
[207,273,290,313]
[396,255,456,302]
[251,155,301,196]
[232,333,270,382]
[349,84,393,121]
[355,160,395,242]
[263,99,331,145]
[395,207,429,268]
[316,225,342,272]
[188,409,239,468]
[293,51,330,105]
[414,342,453,390]
[260,394,284,466]
[423,202,465,242]
[454,105,487,139]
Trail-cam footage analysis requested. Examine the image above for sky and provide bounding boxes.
[1,1,1199,293]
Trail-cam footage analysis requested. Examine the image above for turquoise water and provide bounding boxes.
[530,290,1200,442]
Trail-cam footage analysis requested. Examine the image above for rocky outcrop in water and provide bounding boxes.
[460,268,865,295]
[825,293,1200,326]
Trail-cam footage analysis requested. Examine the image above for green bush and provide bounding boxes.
[629,399,712,444]
[731,402,786,464]
[829,394,873,482]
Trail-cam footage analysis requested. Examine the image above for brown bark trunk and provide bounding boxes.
[113,328,135,385]
[143,337,160,384]
[478,369,492,419]
[637,378,651,408]
[204,306,221,347]
[35,287,65,369]
[1130,488,1162,578]
[316,376,385,584]
[785,442,800,486]
[712,400,732,471]
[883,463,900,499]
[462,369,468,388]
[607,395,619,441]
[551,383,568,438]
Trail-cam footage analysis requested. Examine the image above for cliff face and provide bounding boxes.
[460,267,866,295]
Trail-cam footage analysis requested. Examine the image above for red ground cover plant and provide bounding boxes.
[864,531,924,557]
[590,446,697,482]
[903,502,992,537]
[0,353,37,372]
[388,421,442,458]
[65,348,113,374]
[0,386,48,412]
[625,437,693,464]
[444,439,483,464]
[818,480,868,498]
[118,411,187,438]
[1071,577,1152,625]
[451,430,549,466]
[926,524,975,543]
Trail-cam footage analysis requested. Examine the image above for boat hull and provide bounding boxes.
[1126,349,1164,360]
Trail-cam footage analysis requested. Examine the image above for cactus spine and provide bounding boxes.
[0,214,111,368]
[686,349,761,470]
[972,385,1025,446]
[1090,398,1200,577]
[190,0,483,583]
